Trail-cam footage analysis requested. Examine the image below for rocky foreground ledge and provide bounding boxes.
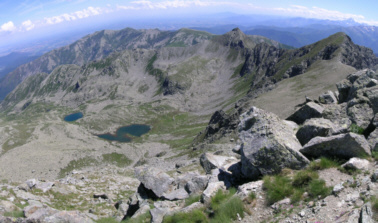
[0,69,377,222]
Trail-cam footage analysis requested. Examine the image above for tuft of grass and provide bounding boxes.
[308,179,331,198]
[308,157,340,170]
[102,153,132,167]
[290,189,304,204]
[372,196,378,220]
[263,175,293,205]
[372,151,378,161]
[3,210,25,218]
[163,209,208,223]
[349,123,365,135]
[210,188,236,211]
[123,212,151,223]
[246,191,256,204]
[185,194,202,207]
[58,157,99,178]
[338,166,362,176]
[210,196,245,223]
[97,217,119,223]
[292,170,319,188]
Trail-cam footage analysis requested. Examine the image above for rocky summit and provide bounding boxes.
[0,27,377,223]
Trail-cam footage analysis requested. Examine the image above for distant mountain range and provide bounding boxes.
[0,28,288,101]
[2,28,376,116]
[192,24,378,55]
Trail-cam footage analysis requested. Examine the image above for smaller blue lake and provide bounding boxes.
[97,124,151,142]
[64,112,83,122]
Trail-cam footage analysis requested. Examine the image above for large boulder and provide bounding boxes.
[300,133,371,159]
[296,118,337,145]
[287,102,324,124]
[336,79,352,103]
[134,166,174,198]
[365,85,378,113]
[347,102,374,129]
[238,107,309,180]
[184,175,209,195]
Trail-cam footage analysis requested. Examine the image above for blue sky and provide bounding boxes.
[1,0,378,33]
[1,0,378,47]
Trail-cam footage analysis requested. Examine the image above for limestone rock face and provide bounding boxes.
[296,118,337,145]
[287,102,324,124]
[300,133,371,159]
[134,166,174,198]
[238,107,309,180]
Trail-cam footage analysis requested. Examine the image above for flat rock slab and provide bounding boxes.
[300,133,371,159]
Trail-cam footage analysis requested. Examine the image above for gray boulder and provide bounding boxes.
[287,102,324,124]
[336,79,352,103]
[200,153,237,174]
[150,208,167,223]
[368,129,378,152]
[359,202,374,223]
[319,91,337,104]
[371,169,378,182]
[367,114,378,151]
[162,188,189,201]
[134,166,174,198]
[296,118,337,145]
[201,182,226,204]
[365,85,378,113]
[35,182,55,193]
[185,175,208,195]
[239,107,309,180]
[347,102,374,129]
[300,133,371,159]
[341,158,370,170]
[323,103,348,121]
[42,210,94,223]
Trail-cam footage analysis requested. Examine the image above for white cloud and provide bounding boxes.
[121,0,235,10]
[44,6,107,25]
[21,20,35,31]
[0,21,16,32]
[272,5,365,22]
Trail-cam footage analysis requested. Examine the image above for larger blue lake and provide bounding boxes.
[97,124,151,142]
[64,112,83,122]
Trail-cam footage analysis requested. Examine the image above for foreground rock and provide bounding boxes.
[134,166,175,198]
[287,102,324,124]
[300,133,371,159]
[238,107,309,180]
[341,157,370,170]
[296,118,337,145]
[200,153,238,174]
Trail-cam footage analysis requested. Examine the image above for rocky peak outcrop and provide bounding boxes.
[238,107,309,180]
